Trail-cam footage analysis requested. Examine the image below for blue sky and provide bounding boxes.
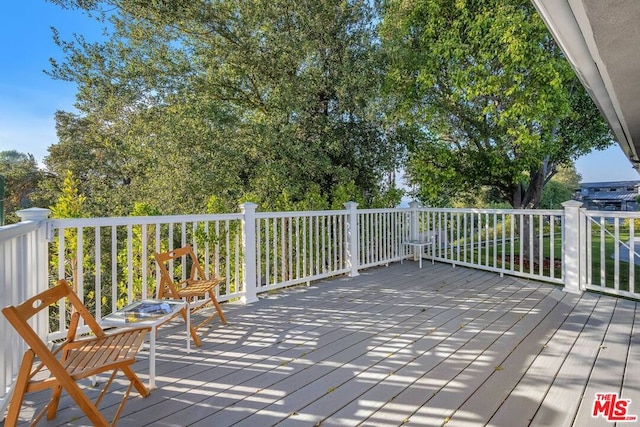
[0,1,99,164]
[1,1,638,184]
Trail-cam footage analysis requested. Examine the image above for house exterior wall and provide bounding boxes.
[575,180,640,211]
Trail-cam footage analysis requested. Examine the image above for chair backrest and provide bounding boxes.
[1,280,107,397]
[2,280,105,347]
[2,284,69,375]
[154,245,208,298]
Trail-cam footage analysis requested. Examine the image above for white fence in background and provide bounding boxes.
[2,200,640,414]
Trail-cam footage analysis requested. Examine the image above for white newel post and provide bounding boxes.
[16,207,51,336]
[240,202,259,304]
[409,201,420,261]
[344,201,360,277]
[561,200,584,294]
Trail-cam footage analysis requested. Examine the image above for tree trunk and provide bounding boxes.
[512,160,557,266]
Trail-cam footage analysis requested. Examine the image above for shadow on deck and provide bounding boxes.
[9,262,640,427]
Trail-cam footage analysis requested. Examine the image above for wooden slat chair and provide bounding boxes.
[1,279,150,427]
[154,244,227,347]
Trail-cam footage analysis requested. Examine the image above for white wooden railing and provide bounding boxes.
[581,209,640,298]
[46,212,245,340]
[0,209,50,417]
[357,207,411,269]
[414,206,564,284]
[3,200,640,414]
[256,210,350,291]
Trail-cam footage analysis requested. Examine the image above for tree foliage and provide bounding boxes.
[49,170,88,293]
[45,0,403,215]
[0,151,44,224]
[381,0,612,209]
[539,164,581,209]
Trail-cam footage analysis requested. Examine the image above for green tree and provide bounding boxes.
[381,0,612,209]
[0,151,43,224]
[539,164,581,209]
[116,202,164,308]
[46,0,403,214]
[45,111,139,216]
[50,170,88,293]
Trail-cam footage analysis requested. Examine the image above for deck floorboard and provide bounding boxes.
[7,262,639,427]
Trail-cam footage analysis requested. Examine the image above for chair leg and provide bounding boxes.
[121,365,150,398]
[178,306,202,347]
[47,384,64,420]
[47,364,110,427]
[208,290,227,324]
[94,369,119,409]
[49,337,74,419]
[189,323,202,347]
[112,380,136,425]
[5,350,34,426]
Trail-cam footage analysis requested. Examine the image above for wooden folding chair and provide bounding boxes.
[154,244,227,347]
[1,279,150,427]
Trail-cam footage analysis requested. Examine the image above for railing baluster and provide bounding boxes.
[281,216,286,282]
[549,215,555,280]
[111,226,117,311]
[325,215,330,272]
[630,219,636,293]
[336,213,341,270]
[492,213,497,269]
[155,224,161,295]
[127,224,133,303]
[501,213,506,274]
[235,228,240,293]
[95,227,102,318]
[519,215,524,273]
[181,222,187,253]
[614,218,620,291]
[141,224,148,300]
[302,217,307,279]
[214,221,220,280]
[485,213,489,267]
[528,213,534,275]
[76,226,84,304]
[265,219,270,285]
[538,214,543,277]
[370,212,375,264]
[226,219,232,292]
[295,217,300,280]
[203,221,209,278]
[600,217,606,285]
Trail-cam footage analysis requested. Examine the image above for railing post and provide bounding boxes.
[15,207,51,335]
[240,202,259,304]
[344,201,360,277]
[409,201,420,261]
[561,200,584,294]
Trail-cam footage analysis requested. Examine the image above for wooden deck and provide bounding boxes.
[8,262,640,427]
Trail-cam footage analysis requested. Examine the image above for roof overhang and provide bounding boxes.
[531,0,640,170]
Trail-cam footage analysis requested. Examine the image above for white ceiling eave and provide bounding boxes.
[531,0,640,169]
